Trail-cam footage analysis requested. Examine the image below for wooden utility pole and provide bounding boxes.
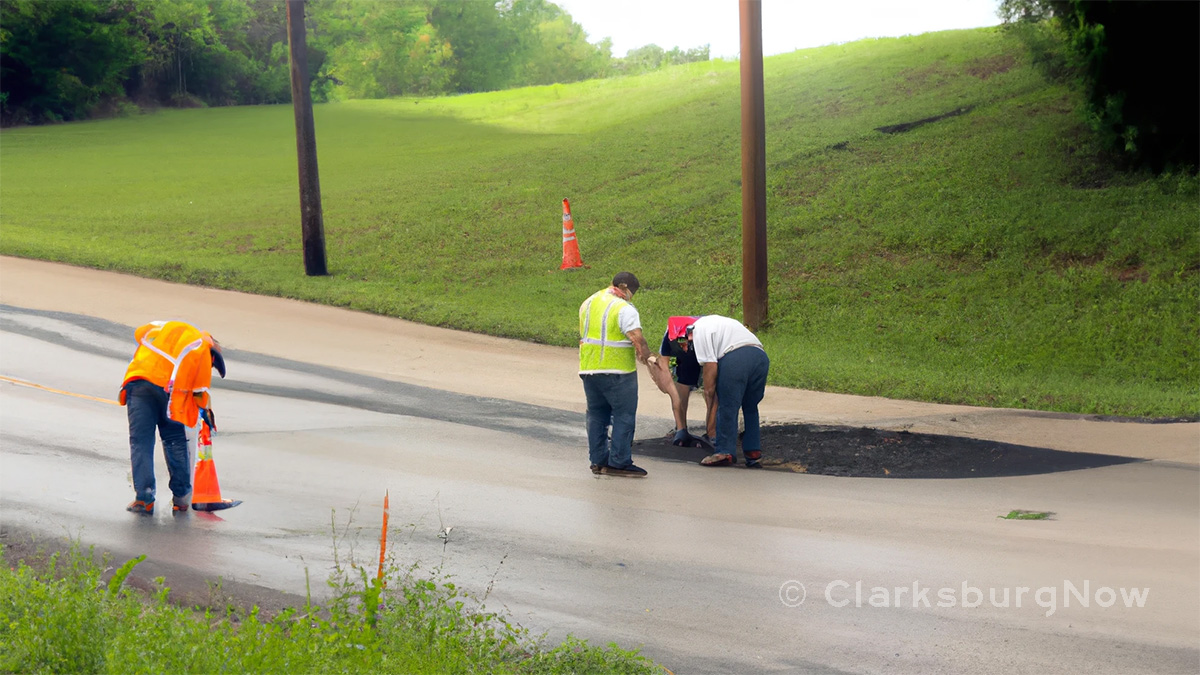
[739,0,767,329]
[286,0,327,276]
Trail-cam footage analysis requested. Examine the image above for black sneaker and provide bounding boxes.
[603,464,648,477]
[590,463,608,475]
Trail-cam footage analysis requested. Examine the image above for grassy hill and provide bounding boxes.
[1,27,1196,416]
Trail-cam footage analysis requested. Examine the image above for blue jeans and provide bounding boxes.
[715,347,770,459]
[125,379,191,504]
[581,372,638,469]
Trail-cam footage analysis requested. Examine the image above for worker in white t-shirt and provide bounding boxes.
[676,315,770,467]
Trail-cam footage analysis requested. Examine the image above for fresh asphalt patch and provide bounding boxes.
[634,424,1142,478]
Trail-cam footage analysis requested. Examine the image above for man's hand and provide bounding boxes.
[201,407,217,432]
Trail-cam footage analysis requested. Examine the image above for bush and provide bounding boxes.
[1002,0,1200,171]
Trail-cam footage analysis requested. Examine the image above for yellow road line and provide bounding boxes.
[0,375,119,405]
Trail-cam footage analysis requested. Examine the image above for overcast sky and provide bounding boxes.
[554,0,1003,59]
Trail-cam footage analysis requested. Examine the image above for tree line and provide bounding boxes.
[0,0,710,126]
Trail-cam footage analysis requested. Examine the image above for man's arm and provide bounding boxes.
[702,361,718,438]
[190,349,215,409]
[674,382,692,431]
[647,355,689,430]
[626,328,652,366]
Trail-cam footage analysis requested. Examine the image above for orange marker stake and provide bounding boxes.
[377,490,390,586]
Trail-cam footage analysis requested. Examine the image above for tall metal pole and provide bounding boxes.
[739,0,767,329]
[286,0,328,276]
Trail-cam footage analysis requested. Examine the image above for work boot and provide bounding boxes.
[602,464,648,477]
[126,500,154,515]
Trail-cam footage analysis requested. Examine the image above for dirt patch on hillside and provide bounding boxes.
[634,423,1141,478]
[966,54,1017,80]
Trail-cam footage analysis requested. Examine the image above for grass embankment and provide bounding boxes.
[1,27,1196,416]
[0,545,657,674]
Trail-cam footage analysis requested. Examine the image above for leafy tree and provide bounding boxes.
[431,0,520,92]
[611,42,706,76]
[665,45,709,66]
[618,44,665,74]
[997,0,1057,24]
[514,2,612,85]
[314,0,451,98]
[0,0,146,123]
[0,0,672,123]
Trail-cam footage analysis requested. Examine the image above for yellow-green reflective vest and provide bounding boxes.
[578,289,636,374]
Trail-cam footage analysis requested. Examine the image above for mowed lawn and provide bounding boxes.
[2,28,1196,416]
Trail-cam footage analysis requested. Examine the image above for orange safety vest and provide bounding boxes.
[119,321,215,426]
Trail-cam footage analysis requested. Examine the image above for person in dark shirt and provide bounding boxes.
[648,316,713,449]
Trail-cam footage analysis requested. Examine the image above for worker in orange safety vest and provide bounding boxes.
[119,320,226,515]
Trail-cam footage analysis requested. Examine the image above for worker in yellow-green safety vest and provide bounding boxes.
[579,272,653,477]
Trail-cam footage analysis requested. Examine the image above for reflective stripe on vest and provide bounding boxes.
[121,320,212,426]
[140,333,204,397]
[579,290,635,374]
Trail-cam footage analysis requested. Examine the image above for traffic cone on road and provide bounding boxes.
[191,417,242,512]
[559,198,585,270]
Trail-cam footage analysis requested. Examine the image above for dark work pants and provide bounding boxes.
[581,372,638,469]
[714,347,770,459]
[125,379,191,504]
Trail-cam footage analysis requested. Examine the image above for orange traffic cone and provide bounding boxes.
[559,198,585,270]
[191,417,241,512]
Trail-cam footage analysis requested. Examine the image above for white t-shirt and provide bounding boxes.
[617,301,641,335]
[690,315,762,364]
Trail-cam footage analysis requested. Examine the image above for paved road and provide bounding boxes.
[2,302,1197,674]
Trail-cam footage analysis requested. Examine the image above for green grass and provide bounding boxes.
[0,544,658,674]
[1000,510,1053,520]
[1,27,1196,416]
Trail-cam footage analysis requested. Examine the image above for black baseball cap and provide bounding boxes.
[612,271,640,294]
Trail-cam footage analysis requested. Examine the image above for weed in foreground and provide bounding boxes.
[0,543,660,674]
[999,510,1053,520]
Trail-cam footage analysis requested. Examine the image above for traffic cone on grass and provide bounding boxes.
[559,198,586,270]
[192,417,242,512]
